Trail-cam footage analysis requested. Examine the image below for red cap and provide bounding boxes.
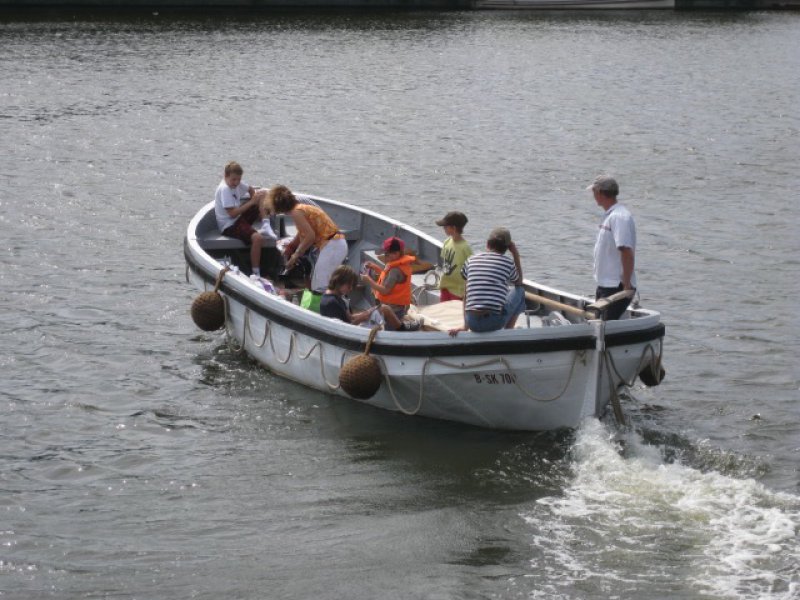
[382,237,405,253]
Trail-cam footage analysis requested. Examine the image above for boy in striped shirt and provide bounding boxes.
[449,228,525,335]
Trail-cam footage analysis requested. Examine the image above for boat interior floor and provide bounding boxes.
[200,231,582,331]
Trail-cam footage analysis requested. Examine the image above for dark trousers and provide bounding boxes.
[595,284,634,320]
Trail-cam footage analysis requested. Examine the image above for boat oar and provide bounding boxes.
[524,291,595,320]
[585,289,635,318]
[525,289,635,321]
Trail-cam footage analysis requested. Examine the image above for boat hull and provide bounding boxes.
[199,273,662,430]
[185,197,664,431]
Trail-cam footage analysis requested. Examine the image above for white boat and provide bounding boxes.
[184,194,665,431]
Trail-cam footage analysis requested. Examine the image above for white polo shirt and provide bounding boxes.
[593,203,637,288]
[214,179,251,232]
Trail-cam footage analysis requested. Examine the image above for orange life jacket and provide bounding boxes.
[375,255,415,306]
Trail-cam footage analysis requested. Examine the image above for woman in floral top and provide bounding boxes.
[269,185,347,293]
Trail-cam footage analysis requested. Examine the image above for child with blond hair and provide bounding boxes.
[213,161,265,277]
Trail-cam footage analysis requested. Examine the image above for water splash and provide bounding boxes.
[524,419,799,599]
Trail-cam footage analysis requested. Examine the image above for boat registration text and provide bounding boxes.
[473,372,518,385]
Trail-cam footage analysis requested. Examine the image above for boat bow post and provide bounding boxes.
[580,319,604,423]
[581,319,625,426]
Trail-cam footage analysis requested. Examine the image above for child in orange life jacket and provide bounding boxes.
[361,237,420,331]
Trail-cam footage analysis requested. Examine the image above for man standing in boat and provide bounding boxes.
[589,175,636,320]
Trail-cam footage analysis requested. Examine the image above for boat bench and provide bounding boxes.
[407,301,463,332]
[198,222,276,250]
[198,222,359,251]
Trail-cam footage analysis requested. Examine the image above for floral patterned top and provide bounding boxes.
[295,204,342,250]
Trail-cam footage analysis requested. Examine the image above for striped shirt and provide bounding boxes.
[461,252,519,312]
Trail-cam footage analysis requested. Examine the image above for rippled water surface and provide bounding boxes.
[1,9,799,600]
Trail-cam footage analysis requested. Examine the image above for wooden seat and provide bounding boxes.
[408,301,464,332]
[197,222,358,251]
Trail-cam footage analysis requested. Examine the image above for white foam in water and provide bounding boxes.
[524,419,800,599]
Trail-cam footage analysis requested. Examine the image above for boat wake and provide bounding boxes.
[522,419,800,599]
